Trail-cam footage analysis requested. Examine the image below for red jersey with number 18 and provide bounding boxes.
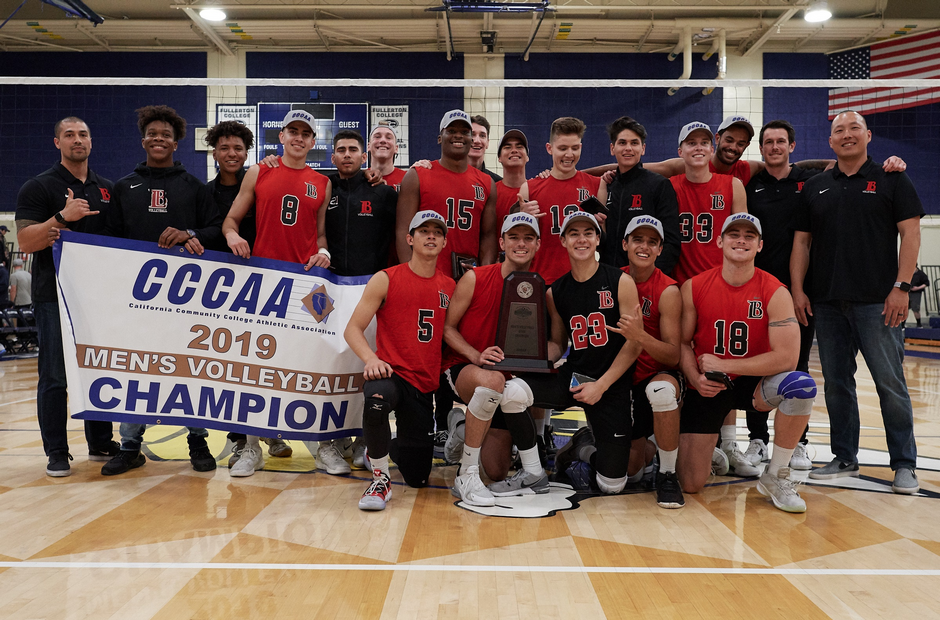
[415,161,491,274]
[670,173,735,285]
[690,266,784,381]
[252,160,329,263]
[377,263,456,393]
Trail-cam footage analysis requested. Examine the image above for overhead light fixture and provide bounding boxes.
[200,8,227,21]
[804,1,831,23]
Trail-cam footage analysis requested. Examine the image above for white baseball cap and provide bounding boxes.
[439,109,472,133]
[678,121,714,146]
[281,109,317,136]
[500,212,539,237]
[560,211,600,236]
[717,115,755,139]
[408,210,448,235]
[721,212,762,235]
[624,215,664,241]
[370,122,398,141]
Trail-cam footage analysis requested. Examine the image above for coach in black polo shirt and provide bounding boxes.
[791,110,923,494]
[14,116,118,477]
[599,116,680,272]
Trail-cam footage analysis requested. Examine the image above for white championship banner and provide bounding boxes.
[54,232,373,441]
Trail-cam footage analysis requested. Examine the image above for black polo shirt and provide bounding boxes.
[746,165,818,287]
[795,157,924,304]
[15,162,113,302]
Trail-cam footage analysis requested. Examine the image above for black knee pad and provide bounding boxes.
[390,439,433,488]
[363,395,393,425]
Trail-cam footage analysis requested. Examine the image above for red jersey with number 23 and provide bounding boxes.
[253,160,329,263]
[621,266,678,381]
[527,172,601,284]
[690,267,784,382]
[670,173,735,285]
[377,263,456,393]
[415,161,491,273]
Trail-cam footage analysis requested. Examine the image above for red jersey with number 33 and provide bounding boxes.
[621,266,678,381]
[527,172,601,284]
[415,161,491,273]
[253,160,329,263]
[690,266,784,381]
[670,173,735,285]
[377,263,456,393]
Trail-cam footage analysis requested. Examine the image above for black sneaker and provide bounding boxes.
[188,435,217,472]
[88,440,121,462]
[655,471,685,508]
[433,430,448,449]
[543,424,558,458]
[101,450,146,476]
[46,452,73,477]
[553,426,595,476]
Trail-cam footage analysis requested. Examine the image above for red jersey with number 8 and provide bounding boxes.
[415,161,491,274]
[690,266,784,381]
[252,160,329,263]
[670,173,735,285]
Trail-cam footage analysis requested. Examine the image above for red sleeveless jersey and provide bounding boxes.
[495,181,522,230]
[690,267,785,382]
[383,167,406,193]
[709,159,751,185]
[442,263,504,370]
[527,171,601,284]
[621,266,678,381]
[376,263,456,393]
[252,160,329,263]
[415,161,491,274]
[670,173,735,285]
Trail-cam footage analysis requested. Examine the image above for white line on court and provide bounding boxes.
[0,396,37,408]
[1,561,938,576]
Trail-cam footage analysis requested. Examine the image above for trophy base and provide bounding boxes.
[492,358,556,373]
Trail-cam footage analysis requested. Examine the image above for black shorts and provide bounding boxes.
[630,370,686,440]
[680,375,762,435]
[443,362,508,431]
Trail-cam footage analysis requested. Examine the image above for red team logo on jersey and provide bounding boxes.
[439,291,450,309]
[864,181,877,194]
[641,297,653,317]
[305,182,317,199]
[631,194,642,209]
[578,188,591,202]
[149,189,167,212]
[473,185,486,201]
[598,290,614,309]
[360,200,372,215]
[796,182,804,193]
[99,188,111,202]
[710,194,725,210]
[747,300,763,319]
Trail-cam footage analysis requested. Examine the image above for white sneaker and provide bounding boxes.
[757,467,806,513]
[711,447,730,476]
[443,408,466,464]
[744,439,768,467]
[230,444,264,477]
[317,440,351,475]
[359,470,392,511]
[789,443,813,470]
[351,438,367,470]
[452,465,496,506]
[724,442,760,477]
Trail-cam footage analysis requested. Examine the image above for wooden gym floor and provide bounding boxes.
[1,345,939,619]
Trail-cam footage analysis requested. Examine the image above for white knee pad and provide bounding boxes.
[760,371,816,417]
[500,377,534,414]
[645,380,678,413]
[595,472,627,495]
[468,386,502,422]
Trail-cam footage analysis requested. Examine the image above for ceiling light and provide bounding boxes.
[804,1,831,23]
[200,8,227,21]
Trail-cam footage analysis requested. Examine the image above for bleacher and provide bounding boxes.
[1,306,38,357]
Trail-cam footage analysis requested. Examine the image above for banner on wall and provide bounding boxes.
[214,104,259,166]
[370,105,410,167]
[256,102,368,169]
[54,232,373,440]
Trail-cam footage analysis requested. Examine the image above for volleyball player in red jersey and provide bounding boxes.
[493,129,530,226]
[609,215,684,508]
[517,117,604,285]
[368,123,405,191]
[345,211,456,511]
[677,213,816,513]
[223,109,332,269]
[395,109,497,274]
[669,121,746,285]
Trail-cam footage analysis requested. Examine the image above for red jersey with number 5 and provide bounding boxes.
[527,172,601,284]
[621,266,678,381]
[670,173,735,285]
[415,161,491,274]
[377,263,456,393]
[690,266,784,381]
[253,159,329,263]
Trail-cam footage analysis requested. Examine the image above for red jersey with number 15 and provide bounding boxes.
[527,172,601,284]
[415,161,491,273]
[377,263,456,393]
[253,160,329,263]
[670,173,735,285]
[690,267,784,382]
[621,266,678,381]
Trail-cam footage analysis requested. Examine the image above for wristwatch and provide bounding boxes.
[186,229,196,239]
[54,211,69,225]
[894,281,911,292]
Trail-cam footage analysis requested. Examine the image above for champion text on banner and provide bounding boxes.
[53,232,372,441]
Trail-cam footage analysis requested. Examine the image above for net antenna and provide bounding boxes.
[426,1,554,61]
[1,0,104,31]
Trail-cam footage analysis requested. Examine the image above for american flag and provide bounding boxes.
[828,29,940,119]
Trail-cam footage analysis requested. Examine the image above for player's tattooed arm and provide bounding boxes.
[768,317,798,328]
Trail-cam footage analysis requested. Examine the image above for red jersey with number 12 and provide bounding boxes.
[527,172,601,284]
[690,267,784,382]
[377,263,455,393]
[670,173,735,285]
[415,161,491,274]
[621,266,678,381]
[253,160,329,263]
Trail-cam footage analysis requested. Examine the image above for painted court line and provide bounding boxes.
[1,561,938,576]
